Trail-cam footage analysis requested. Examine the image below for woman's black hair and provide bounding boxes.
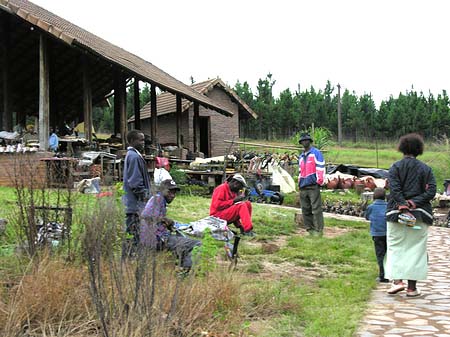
[397,133,424,157]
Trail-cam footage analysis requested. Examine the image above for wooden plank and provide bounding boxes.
[133,78,141,130]
[82,55,93,143]
[176,94,182,147]
[150,83,157,145]
[224,139,301,151]
[114,70,127,148]
[113,70,121,137]
[193,101,199,152]
[1,15,11,131]
[38,34,50,151]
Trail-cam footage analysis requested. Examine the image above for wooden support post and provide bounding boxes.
[114,70,127,148]
[176,94,182,147]
[113,71,121,137]
[133,78,141,130]
[150,83,157,145]
[82,55,93,143]
[193,101,199,152]
[38,34,50,151]
[1,16,11,131]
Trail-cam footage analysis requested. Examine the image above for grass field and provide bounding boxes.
[0,186,376,336]
[1,138,448,336]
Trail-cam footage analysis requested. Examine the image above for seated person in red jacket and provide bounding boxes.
[210,174,255,236]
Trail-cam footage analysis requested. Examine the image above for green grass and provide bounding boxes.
[0,187,381,337]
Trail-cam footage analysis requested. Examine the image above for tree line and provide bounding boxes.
[91,75,450,142]
[234,74,450,142]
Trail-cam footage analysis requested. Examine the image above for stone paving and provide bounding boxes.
[357,226,450,336]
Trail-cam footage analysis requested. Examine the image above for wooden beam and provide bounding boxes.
[114,70,127,147]
[1,15,11,131]
[176,94,182,147]
[150,83,157,145]
[133,78,141,130]
[193,101,199,152]
[82,55,93,143]
[38,34,50,151]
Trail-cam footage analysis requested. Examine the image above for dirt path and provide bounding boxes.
[356,226,450,336]
[260,202,369,222]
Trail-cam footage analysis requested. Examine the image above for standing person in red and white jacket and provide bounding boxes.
[298,133,325,236]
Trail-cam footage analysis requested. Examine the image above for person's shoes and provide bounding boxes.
[387,281,405,294]
[376,277,390,283]
[406,288,421,297]
[242,230,256,237]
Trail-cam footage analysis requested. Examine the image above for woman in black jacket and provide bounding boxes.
[385,133,436,297]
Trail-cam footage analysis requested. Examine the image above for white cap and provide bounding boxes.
[232,173,247,187]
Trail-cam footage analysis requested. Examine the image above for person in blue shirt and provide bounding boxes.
[48,129,59,152]
[122,130,151,258]
[365,187,389,283]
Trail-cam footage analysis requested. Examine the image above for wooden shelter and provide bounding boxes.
[0,0,235,186]
[0,0,234,149]
[129,78,257,157]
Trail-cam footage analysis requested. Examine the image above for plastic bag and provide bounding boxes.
[156,157,170,170]
[154,167,173,185]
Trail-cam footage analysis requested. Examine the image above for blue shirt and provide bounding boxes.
[365,199,387,236]
[48,133,59,151]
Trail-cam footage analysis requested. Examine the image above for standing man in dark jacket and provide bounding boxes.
[298,133,325,236]
[122,130,151,257]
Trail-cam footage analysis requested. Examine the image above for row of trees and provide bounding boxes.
[235,74,450,141]
[92,74,450,142]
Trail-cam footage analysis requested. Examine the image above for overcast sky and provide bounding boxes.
[32,0,450,106]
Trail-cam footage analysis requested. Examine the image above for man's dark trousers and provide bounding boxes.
[300,184,324,235]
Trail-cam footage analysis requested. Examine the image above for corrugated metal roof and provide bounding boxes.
[129,78,258,122]
[0,0,234,117]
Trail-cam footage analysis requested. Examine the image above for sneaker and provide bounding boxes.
[406,288,421,297]
[242,230,256,237]
[376,277,390,283]
[387,281,405,294]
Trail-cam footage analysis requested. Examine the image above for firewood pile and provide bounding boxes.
[322,199,369,217]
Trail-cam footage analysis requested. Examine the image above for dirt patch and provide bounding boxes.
[257,260,333,283]
[239,226,350,282]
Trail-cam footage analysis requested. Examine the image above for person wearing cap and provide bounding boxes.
[122,130,151,257]
[298,133,325,236]
[141,179,201,272]
[209,174,255,236]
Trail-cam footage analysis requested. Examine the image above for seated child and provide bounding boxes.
[365,187,389,283]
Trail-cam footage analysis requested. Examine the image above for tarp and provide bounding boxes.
[327,164,388,179]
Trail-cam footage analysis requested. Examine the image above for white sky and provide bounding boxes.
[32,0,450,106]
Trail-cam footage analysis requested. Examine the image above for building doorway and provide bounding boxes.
[199,116,210,157]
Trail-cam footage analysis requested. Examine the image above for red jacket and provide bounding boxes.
[210,182,237,215]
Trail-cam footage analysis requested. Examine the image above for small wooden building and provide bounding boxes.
[129,78,257,157]
[0,0,234,186]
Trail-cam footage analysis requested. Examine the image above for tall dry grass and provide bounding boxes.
[0,253,255,336]
[1,168,294,336]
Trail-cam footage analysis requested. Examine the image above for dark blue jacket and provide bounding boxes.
[386,157,436,225]
[122,147,151,214]
[365,199,387,236]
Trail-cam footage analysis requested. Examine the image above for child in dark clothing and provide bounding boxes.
[365,187,389,283]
